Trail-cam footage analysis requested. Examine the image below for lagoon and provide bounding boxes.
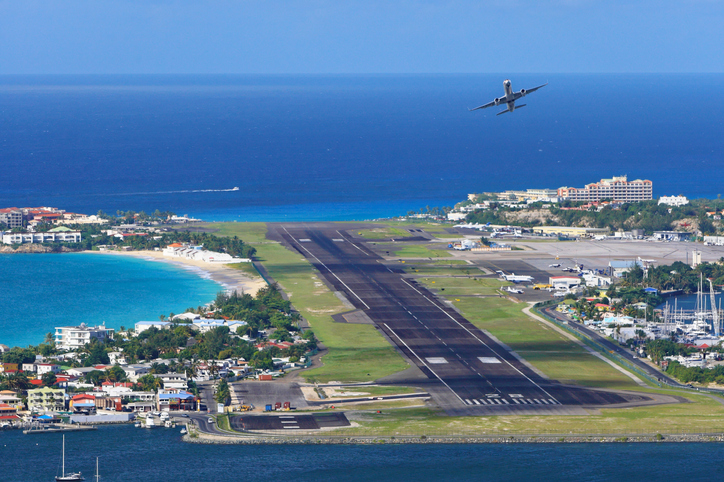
[0,253,222,348]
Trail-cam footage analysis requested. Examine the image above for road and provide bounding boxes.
[268,223,654,414]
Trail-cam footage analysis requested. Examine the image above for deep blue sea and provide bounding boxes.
[1,74,723,221]
[3,426,724,481]
[3,75,724,474]
[0,253,221,348]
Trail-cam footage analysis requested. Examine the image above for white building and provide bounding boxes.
[153,372,188,390]
[108,351,127,365]
[658,195,689,207]
[609,260,643,277]
[192,319,247,333]
[35,363,61,375]
[549,276,582,290]
[446,212,467,221]
[162,245,250,264]
[171,313,201,322]
[54,324,114,350]
[582,273,612,288]
[0,208,23,228]
[121,365,151,382]
[2,231,82,245]
[134,321,172,333]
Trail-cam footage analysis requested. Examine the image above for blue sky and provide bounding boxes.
[0,0,722,74]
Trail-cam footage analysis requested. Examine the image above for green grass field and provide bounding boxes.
[355,227,414,239]
[404,259,469,266]
[226,262,263,279]
[405,267,481,278]
[389,244,451,258]
[365,220,463,239]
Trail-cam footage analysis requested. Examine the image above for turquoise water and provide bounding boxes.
[0,253,222,348]
[3,425,724,481]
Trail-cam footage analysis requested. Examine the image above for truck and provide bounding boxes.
[264,404,273,412]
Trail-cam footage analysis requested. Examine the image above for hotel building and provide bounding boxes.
[54,324,114,350]
[557,175,652,202]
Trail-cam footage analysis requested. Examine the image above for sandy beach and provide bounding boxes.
[86,249,267,297]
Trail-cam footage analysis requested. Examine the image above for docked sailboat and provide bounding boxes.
[56,434,84,481]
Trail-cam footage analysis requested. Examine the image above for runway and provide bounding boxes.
[268,223,654,414]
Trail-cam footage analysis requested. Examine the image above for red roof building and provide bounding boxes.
[0,403,19,420]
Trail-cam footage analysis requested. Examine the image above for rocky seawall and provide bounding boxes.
[0,244,77,253]
[185,432,724,445]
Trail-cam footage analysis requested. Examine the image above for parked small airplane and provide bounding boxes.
[549,263,561,268]
[501,273,534,283]
[470,79,548,116]
[505,286,524,294]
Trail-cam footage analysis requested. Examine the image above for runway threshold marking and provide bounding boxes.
[384,323,464,404]
[283,227,370,310]
[400,277,560,404]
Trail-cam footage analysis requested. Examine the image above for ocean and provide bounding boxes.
[3,75,724,474]
[0,253,221,348]
[3,426,724,481]
[1,74,723,221]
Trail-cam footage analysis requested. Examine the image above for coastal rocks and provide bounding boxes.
[0,244,77,253]
[184,432,724,445]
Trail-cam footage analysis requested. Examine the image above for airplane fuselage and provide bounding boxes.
[495,80,523,112]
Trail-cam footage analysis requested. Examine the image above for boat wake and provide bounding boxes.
[107,187,239,196]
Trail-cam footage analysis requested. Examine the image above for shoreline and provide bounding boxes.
[85,250,267,297]
[185,432,724,445]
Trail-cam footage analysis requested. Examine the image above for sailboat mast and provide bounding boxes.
[62,434,65,477]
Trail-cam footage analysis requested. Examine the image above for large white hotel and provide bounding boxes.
[557,175,652,202]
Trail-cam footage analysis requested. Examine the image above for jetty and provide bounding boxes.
[23,423,97,435]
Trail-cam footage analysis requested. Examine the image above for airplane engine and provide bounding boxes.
[494,97,501,105]
[520,89,527,96]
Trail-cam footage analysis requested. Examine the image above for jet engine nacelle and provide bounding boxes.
[494,98,501,105]
[520,89,527,97]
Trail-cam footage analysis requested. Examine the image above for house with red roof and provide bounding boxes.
[70,394,96,413]
[0,403,19,422]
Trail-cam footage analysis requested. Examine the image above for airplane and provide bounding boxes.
[469,79,548,116]
[501,273,534,283]
[505,286,524,294]
[549,263,561,268]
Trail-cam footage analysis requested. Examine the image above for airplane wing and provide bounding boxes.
[468,100,496,111]
[524,82,548,94]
